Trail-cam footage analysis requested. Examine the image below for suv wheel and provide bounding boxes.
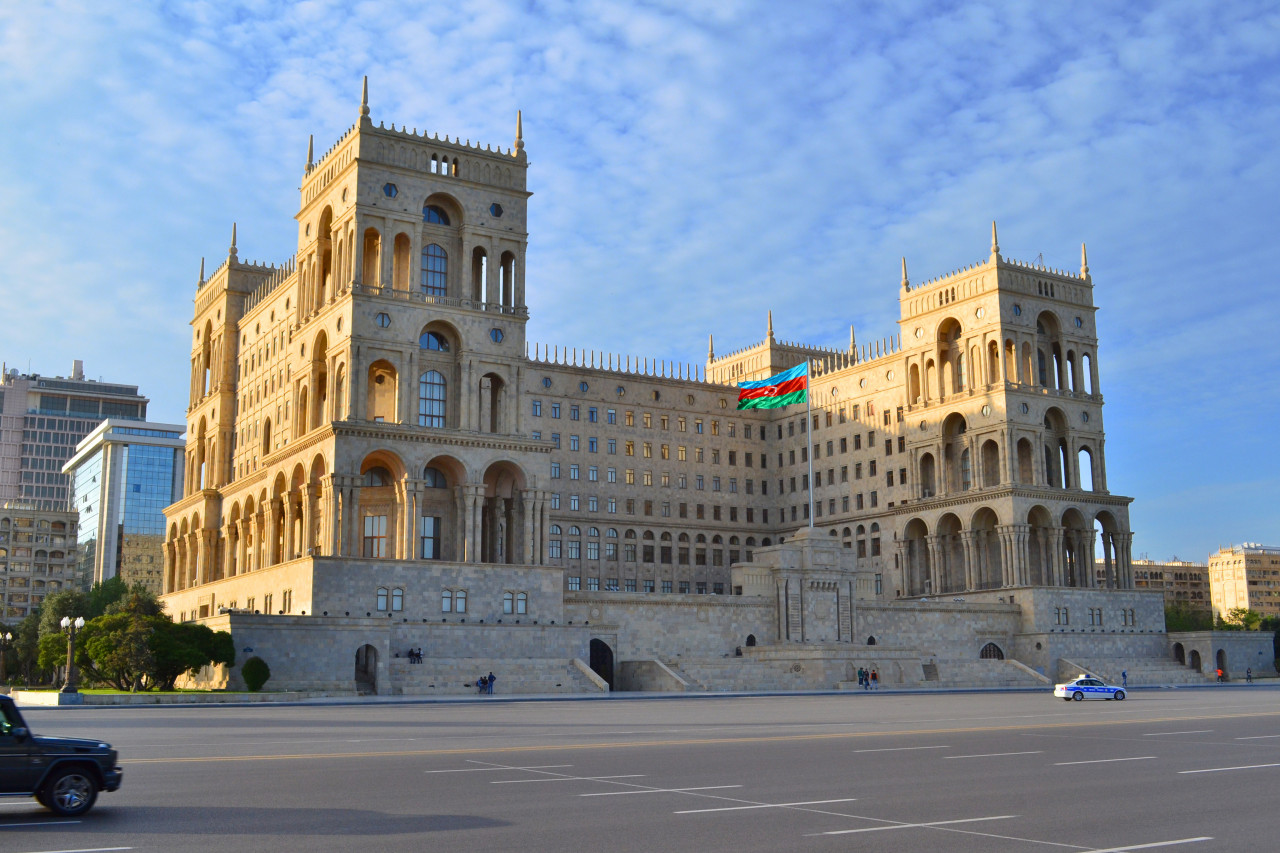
[42,766,99,816]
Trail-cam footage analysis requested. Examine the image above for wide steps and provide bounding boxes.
[1062,657,1214,686]
[388,657,604,695]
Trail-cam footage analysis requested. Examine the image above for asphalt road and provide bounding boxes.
[4,687,1280,852]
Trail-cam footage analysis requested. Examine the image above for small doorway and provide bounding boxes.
[979,642,1004,660]
[1173,642,1185,665]
[355,644,378,694]
[1189,649,1202,673]
[1216,649,1228,681]
[589,638,614,690]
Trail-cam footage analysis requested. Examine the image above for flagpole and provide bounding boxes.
[806,359,815,529]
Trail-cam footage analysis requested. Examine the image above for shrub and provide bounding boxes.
[242,656,271,692]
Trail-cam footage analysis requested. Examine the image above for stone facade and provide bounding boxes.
[0,502,79,619]
[160,82,1190,695]
[1208,543,1280,619]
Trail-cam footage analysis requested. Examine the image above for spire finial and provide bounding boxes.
[306,134,314,170]
[990,220,1000,259]
[515,109,525,152]
[708,333,714,359]
[849,324,856,352]
[901,256,909,291]
[360,75,370,118]
[767,310,775,341]
[1080,241,1089,278]
[229,222,238,260]
[198,256,205,283]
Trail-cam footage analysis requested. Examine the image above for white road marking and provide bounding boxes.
[1143,731,1212,736]
[1055,757,1156,766]
[580,785,743,797]
[851,745,949,753]
[1235,734,1280,740]
[1077,838,1213,852]
[816,814,1018,835]
[15,848,134,853]
[492,775,645,783]
[0,821,80,829]
[1179,762,1280,774]
[675,798,858,814]
[944,751,1042,759]
[424,764,573,773]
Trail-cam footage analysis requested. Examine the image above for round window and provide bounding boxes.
[1020,402,1030,414]
[579,381,589,392]
[490,203,504,217]
[375,313,391,328]
[541,377,552,388]
[886,370,894,380]
[382,183,398,198]
[1075,317,1084,328]
[859,378,867,389]
[830,387,839,397]
[305,223,311,237]
[975,307,986,319]
[919,420,928,431]
[1081,411,1090,423]
[616,386,625,396]
[1013,304,1022,316]
[337,317,343,332]
[914,327,923,339]
[981,404,992,417]
[490,328,504,343]
[341,188,349,203]
[686,394,695,404]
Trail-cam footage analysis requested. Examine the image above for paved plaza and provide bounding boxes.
[3,688,1279,851]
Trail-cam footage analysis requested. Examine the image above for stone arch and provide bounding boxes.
[1043,407,1070,489]
[1094,510,1123,589]
[1036,310,1064,390]
[482,460,528,565]
[1017,437,1035,485]
[316,206,333,307]
[979,642,1004,660]
[480,370,508,434]
[936,513,965,594]
[366,359,398,423]
[358,450,406,559]
[361,227,382,286]
[589,638,614,689]
[909,363,922,404]
[942,413,969,492]
[866,636,877,645]
[970,506,1003,589]
[1189,649,1203,673]
[355,644,378,694]
[1061,507,1092,588]
[392,232,412,289]
[1027,505,1054,586]
[936,317,963,398]
[499,250,517,308]
[1173,642,1186,665]
[919,452,937,498]
[902,517,930,596]
[980,439,1000,488]
[1077,445,1095,491]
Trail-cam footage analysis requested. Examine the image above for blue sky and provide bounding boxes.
[1,1,1277,561]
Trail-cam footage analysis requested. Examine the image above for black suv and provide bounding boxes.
[0,695,122,816]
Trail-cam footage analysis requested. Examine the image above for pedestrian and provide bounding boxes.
[1216,668,1223,683]
[488,671,497,695]
[478,675,488,694]
[871,669,879,690]
[1247,667,1253,684]
[1121,669,1127,688]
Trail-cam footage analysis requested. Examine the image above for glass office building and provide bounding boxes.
[64,421,184,593]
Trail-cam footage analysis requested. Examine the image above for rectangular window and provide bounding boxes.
[567,576,581,591]
[589,407,598,422]
[570,435,580,451]
[625,469,635,484]
[644,579,655,593]
[567,540,581,558]
[589,465,599,481]
[607,408,617,424]
[532,400,542,416]
[362,514,388,558]
[548,539,562,558]
[552,433,560,448]
[588,437,598,453]
[587,577,600,591]
[570,405,580,420]
[607,467,617,483]
[570,464,580,480]
[679,581,691,593]
[569,495,580,511]
[551,403,560,418]
[643,413,652,428]
[607,438,617,454]
[626,440,635,456]
[662,580,673,593]
[420,516,442,560]
[551,462,561,479]
[625,578,637,592]
[588,496,599,512]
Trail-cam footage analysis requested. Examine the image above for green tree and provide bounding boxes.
[1220,607,1262,631]
[1164,604,1213,633]
[105,585,163,618]
[86,576,129,617]
[149,620,235,690]
[37,590,91,641]
[75,612,155,691]
[14,612,42,684]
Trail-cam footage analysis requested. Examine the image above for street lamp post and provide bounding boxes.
[0,631,12,686]
[59,616,85,694]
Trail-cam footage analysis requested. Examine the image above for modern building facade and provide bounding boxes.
[63,420,185,594]
[1120,558,1210,614]
[0,502,78,620]
[0,361,149,511]
[1209,544,1280,620]
[159,83,1191,694]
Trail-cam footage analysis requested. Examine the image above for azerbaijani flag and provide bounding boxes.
[736,362,808,410]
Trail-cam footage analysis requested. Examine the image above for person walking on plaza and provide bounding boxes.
[870,669,879,690]
[1216,667,1224,683]
[1122,669,1127,688]
[1247,667,1253,683]
[488,671,497,695]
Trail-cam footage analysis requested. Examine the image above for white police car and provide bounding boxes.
[1054,675,1126,702]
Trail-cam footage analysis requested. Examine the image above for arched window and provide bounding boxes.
[376,587,388,611]
[363,466,392,487]
[419,331,450,351]
[423,204,451,225]
[550,524,562,535]
[503,591,514,614]
[421,244,447,296]
[442,589,453,612]
[516,592,527,614]
[419,370,446,428]
[423,466,448,488]
[391,588,403,611]
[980,642,1004,660]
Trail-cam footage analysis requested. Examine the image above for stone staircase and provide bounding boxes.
[1059,656,1214,687]
[925,659,1050,688]
[387,657,607,695]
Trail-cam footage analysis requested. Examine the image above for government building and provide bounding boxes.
[161,82,1267,694]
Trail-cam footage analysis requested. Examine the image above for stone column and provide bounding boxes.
[960,531,977,591]
[1048,527,1066,587]
[282,493,296,562]
[298,484,314,557]
[1117,531,1134,589]
[479,376,493,434]
[521,489,536,564]
[347,485,363,557]
[925,535,942,596]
